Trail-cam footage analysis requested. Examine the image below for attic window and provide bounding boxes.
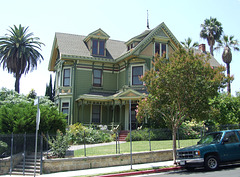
[128,43,135,51]
[155,42,168,58]
[92,39,105,56]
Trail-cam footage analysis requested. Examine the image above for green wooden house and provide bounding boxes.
[48,22,220,130]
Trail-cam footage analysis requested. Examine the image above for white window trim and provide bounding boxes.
[154,42,169,58]
[61,99,70,124]
[62,67,72,87]
[130,64,145,86]
[92,68,103,87]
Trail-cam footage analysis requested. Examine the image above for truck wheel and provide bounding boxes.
[204,155,219,171]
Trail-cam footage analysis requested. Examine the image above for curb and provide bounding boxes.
[96,166,182,177]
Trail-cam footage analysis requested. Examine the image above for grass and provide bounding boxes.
[74,139,199,157]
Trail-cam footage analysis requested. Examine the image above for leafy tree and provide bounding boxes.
[0,25,44,93]
[215,35,240,94]
[45,74,54,101]
[181,37,199,50]
[136,47,227,163]
[0,88,67,134]
[27,89,37,99]
[209,93,240,125]
[200,17,223,56]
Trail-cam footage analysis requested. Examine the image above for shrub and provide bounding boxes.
[0,89,67,134]
[67,123,113,145]
[47,130,70,158]
[0,141,7,156]
[125,128,172,142]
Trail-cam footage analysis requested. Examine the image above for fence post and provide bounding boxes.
[23,132,26,175]
[40,134,43,175]
[10,133,13,175]
[118,131,120,154]
[148,129,151,151]
[84,130,86,156]
[115,132,117,154]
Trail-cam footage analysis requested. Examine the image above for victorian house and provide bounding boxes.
[48,22,220,130]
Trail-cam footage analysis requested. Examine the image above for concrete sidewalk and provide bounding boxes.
[1,161,177,177]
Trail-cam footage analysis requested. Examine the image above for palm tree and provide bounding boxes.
[181,37,199,50]
[0,25,44,93]
[200,17,223,56]
[215,35,240,94]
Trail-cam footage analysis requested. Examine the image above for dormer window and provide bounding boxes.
[92,39,105,56]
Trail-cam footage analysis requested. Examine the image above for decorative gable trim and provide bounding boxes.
[84,28,110,43]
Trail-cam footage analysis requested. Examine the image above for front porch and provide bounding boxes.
[75,89,146,130]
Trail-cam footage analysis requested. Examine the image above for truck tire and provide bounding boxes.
[204,155,219,171]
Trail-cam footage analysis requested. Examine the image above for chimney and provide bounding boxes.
[199,44,206,53]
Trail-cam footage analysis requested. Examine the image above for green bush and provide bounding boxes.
[178,120,203,139]
[125,128,172,142]
[47,130,70,158]
[0,89,67,134]
[0,141,7,156]
[68,123,113,145]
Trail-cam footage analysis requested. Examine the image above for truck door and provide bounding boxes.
[221,131,240,162]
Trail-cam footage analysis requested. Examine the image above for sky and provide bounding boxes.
[0,0,240,96]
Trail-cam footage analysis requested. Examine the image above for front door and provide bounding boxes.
[130,104,138,130]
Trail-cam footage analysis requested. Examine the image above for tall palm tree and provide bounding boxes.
[200,17,223,56]
[181,37,199,50]
[215,35,240,94]
[0,25,44,93]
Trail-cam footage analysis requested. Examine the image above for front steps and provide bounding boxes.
[11,154,41,176]
[119,130,129,141]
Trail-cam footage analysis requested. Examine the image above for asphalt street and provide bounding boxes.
[130,163,240,177]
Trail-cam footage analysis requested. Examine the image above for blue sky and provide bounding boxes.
[0,0,240,96]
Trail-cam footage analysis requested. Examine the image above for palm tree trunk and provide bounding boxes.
[15,74,21,93]
[226,63,231,95]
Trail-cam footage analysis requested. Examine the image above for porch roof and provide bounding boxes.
[75,89,147,102]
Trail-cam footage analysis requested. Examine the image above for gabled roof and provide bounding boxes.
[76,89,146,102]
[84,28,110,42]
[48,22,220,71]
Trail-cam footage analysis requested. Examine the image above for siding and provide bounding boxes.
[75,69,92,96]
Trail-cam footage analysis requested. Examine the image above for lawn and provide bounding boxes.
[74,139,199,157]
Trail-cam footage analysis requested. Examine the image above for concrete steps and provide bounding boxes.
[11,154,41,176]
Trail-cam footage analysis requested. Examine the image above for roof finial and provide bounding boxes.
[147,10,150,29]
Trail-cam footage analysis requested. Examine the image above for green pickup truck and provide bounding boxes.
[176,129,240,171]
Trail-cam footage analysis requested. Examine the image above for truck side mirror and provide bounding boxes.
[222,138,229,144]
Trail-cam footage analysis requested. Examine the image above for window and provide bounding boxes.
[63,68,70,86]
[92,39,105,56]
[128,43,135,51]
[57,71,60,87]
[132,66,143,85]
[92,105,101,123]
[62,102,69,121]
[155,42,167,57]
[93,69,102,87]
[223,132,239,144]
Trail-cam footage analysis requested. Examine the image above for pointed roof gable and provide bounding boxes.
[84,28,110,42]
[113,89,146,100]
[116,22,181,61]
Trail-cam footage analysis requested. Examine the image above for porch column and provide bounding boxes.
[81,100,84,123]
[112,105,115,124]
